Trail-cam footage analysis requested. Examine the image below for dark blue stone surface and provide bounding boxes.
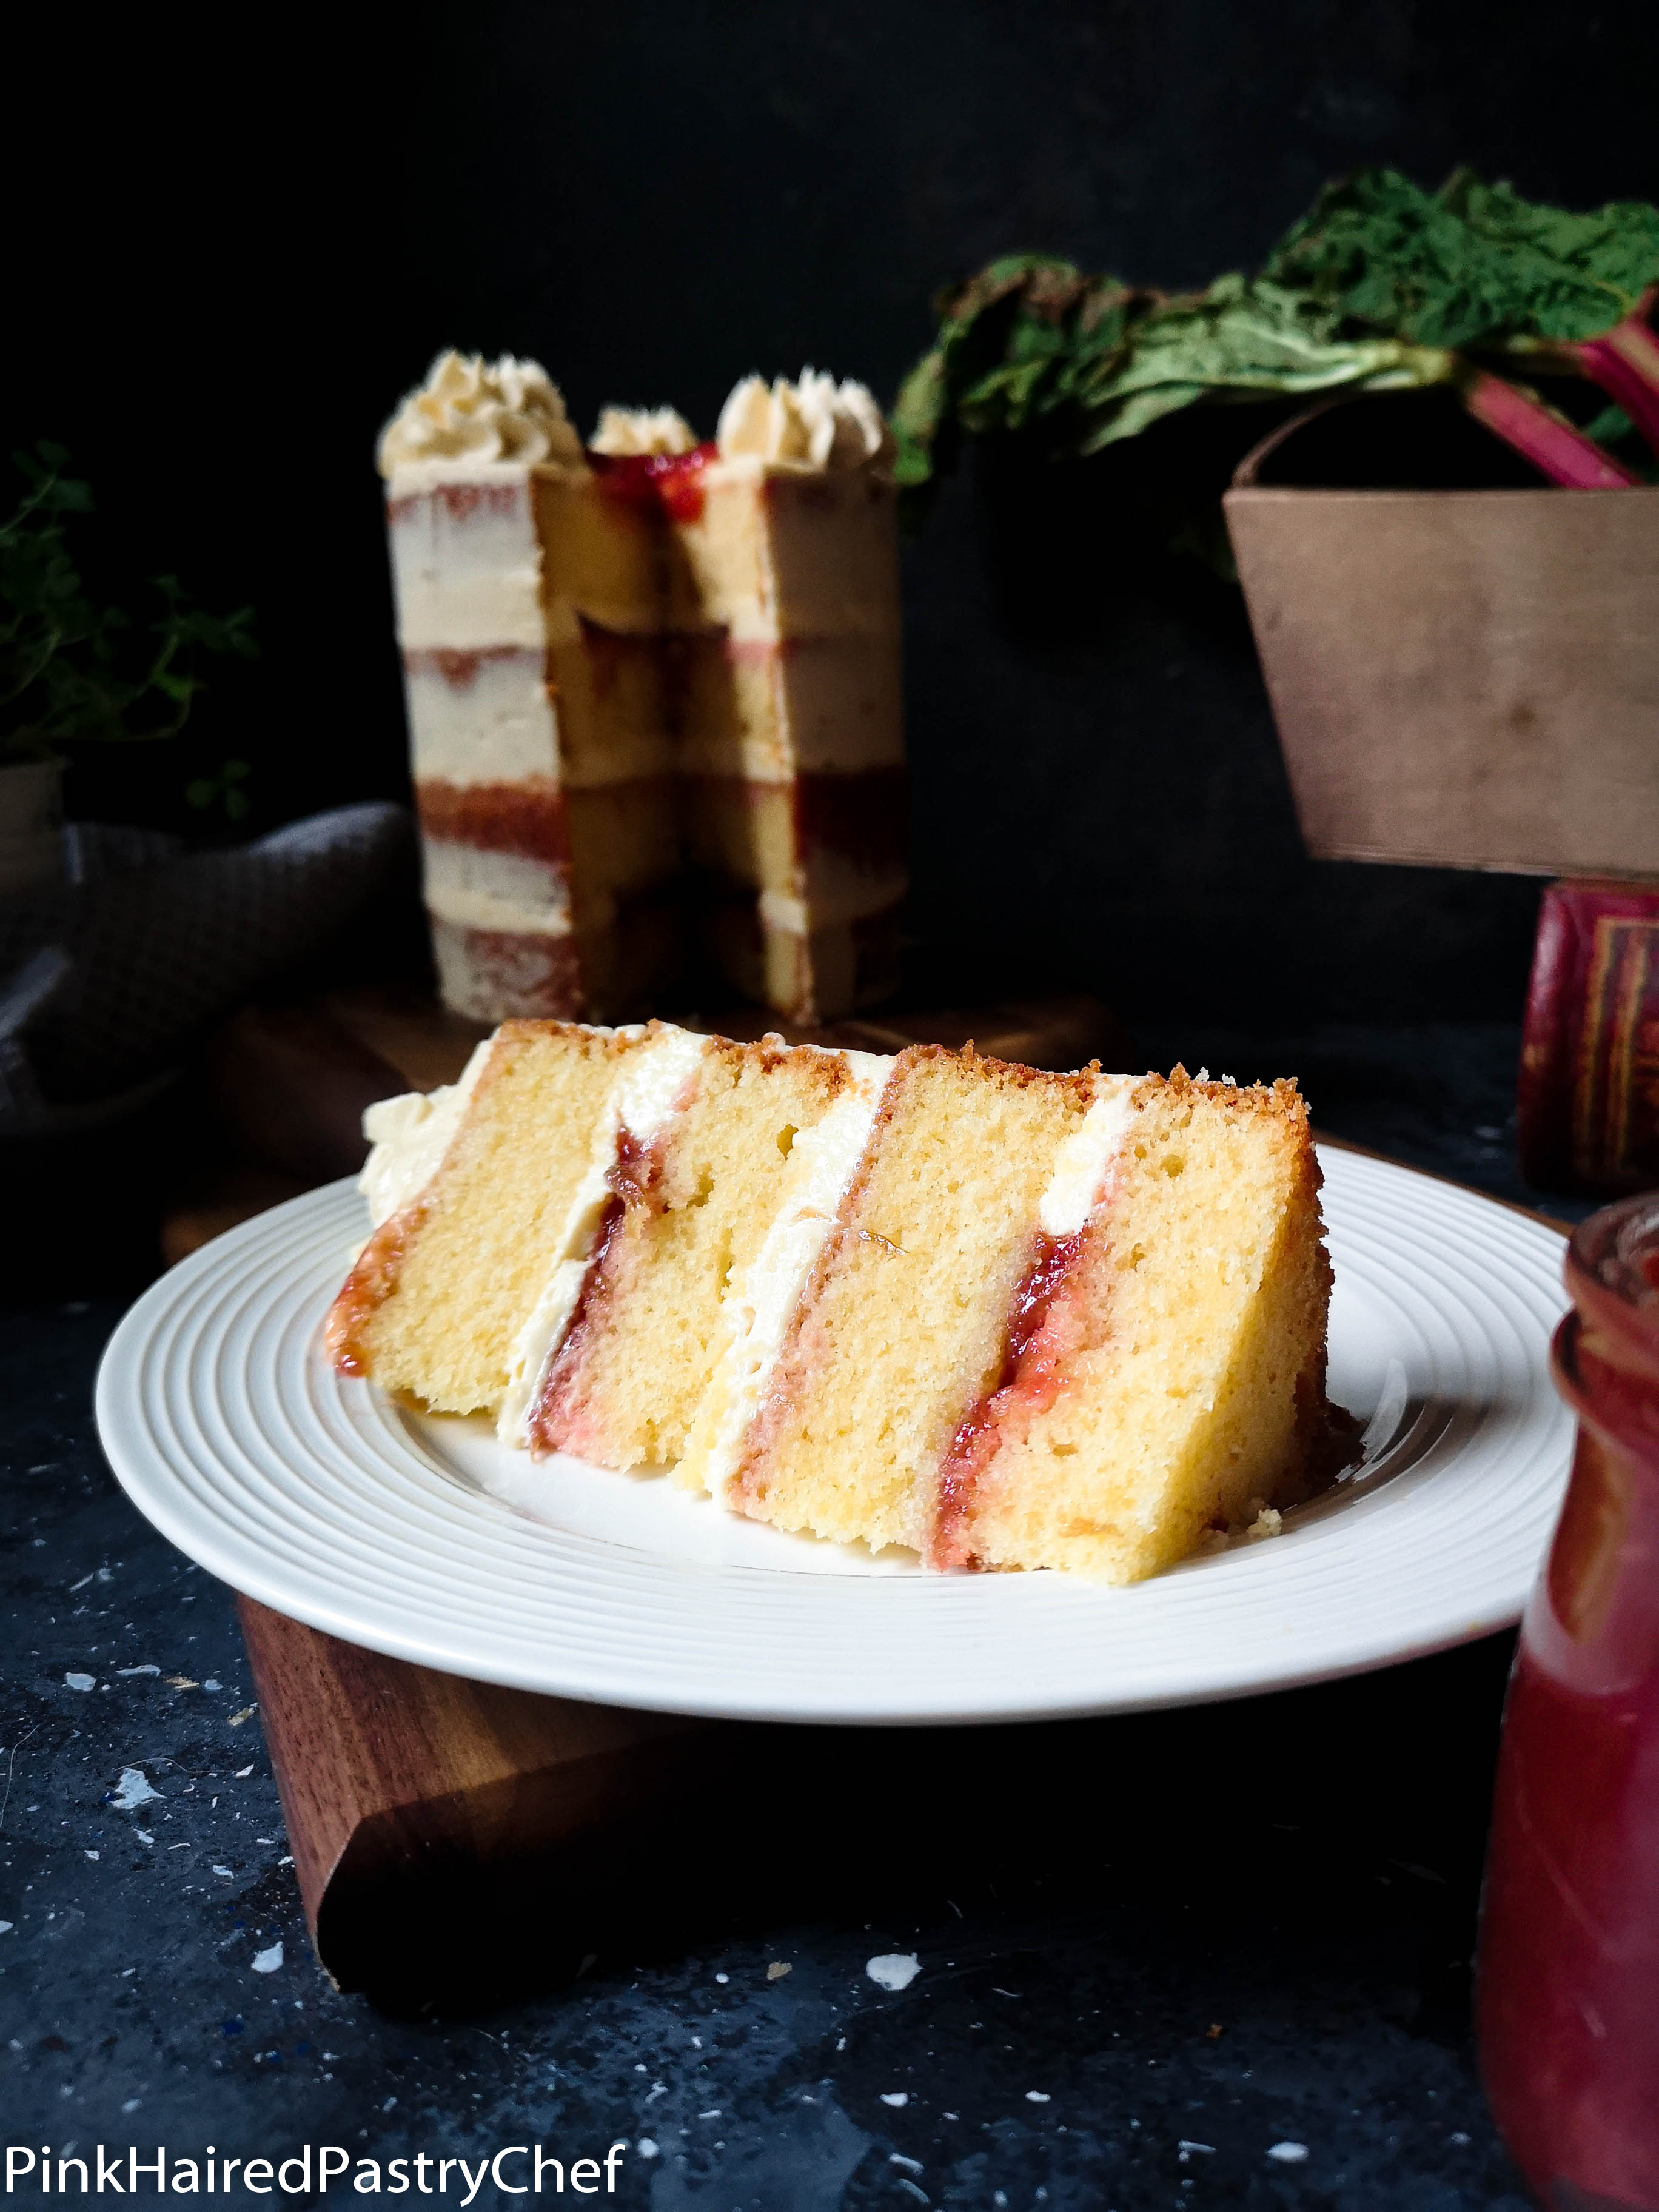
[1,1025,1562,2207]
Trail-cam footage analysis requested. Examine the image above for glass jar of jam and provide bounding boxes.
[1478,1193,1659,2210]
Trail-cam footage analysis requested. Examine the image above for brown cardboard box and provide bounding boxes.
[1224,415,1659,878]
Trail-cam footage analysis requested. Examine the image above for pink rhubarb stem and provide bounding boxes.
[1457,367,1638,489]
[1572,293,1659,460]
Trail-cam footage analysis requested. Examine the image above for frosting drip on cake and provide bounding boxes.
[589,407,698,457]
[499,1025,708,1449]
[717,371,893,473]
[378,352,583,474]
[689,1048,893,1508]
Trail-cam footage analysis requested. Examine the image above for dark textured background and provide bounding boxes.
[6,0,1655,1026]
[0,1259,1541,2211]
[5,16,1651,2198]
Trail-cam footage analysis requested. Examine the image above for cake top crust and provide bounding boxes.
[1135,1064,1312,1137]
[895,1039,1101,1107]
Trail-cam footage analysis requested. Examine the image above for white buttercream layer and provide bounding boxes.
[1039,1078,1139,1238]
[405,651,559,786]
[386,463,606,652]
[421,842,571,936]
[695,1050,892,1507]
[357,1039,495,1229]
[498,1025,711,1449]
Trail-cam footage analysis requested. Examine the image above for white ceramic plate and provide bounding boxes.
[95,1150,1573,1725]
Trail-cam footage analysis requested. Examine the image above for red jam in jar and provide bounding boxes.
[1478,1193,1659,2210]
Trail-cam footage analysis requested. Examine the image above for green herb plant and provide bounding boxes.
[0,442,256,817]
[894,170,1659,500]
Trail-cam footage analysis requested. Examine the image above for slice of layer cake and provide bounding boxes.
[378,356,907,1026]
[671,373,907,1021]
[325,1018,647,1415]
[686,1062,1330,1576]
[682,1062,1332,1575]
[936,1070,1331,1580]
[677,1044,1096,1550]
[519,1033,870,1469]
[329,1024,1336,1581]
[380,357,683,1024]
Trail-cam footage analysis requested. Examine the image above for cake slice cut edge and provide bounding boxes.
[523,1033,877,1472]
[324,1022,1344,1584]
[709,1045,1102,1555]
[939,1068,1338,1581]
[682,1059,1341,1581]
[324,1018,650,1416]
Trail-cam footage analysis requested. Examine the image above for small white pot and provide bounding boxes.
[0,756,65,895]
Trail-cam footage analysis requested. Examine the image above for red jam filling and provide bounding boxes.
[931,1230,1087,1570]
[415,777,572,866]
[589,441,717,523]
[526,1128,664,1455]
[325,1202,429,1375]
[402,643,537,688]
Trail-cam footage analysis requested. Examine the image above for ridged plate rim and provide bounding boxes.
[93,1150,1574,1724]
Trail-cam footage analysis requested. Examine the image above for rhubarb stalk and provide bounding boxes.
[1506,293,1659,464]
[1572,293,1659,460]
[1455,368,1638,491]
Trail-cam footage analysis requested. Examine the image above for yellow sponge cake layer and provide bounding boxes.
[943,1071,1332,1581]
[327,1020,1339,1583]
[719,1047,1096,1552]
[528,1037,857,1470]
[325,1021,637,1415]
[668,461,902,642]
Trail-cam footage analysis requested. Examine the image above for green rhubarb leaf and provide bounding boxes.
[890,258,1154,484]
[1583,401,1635,445]
[1265,167,1659,347]
[888,167,1659,511]
[1071,276,1433,451]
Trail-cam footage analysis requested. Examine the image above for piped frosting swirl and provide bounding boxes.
[717,370,894,473]
[378,351,584,475]
[589,406,698,457]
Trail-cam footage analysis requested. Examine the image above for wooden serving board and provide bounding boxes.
[226,991,1127,1992]
[236,1598,714,1998]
